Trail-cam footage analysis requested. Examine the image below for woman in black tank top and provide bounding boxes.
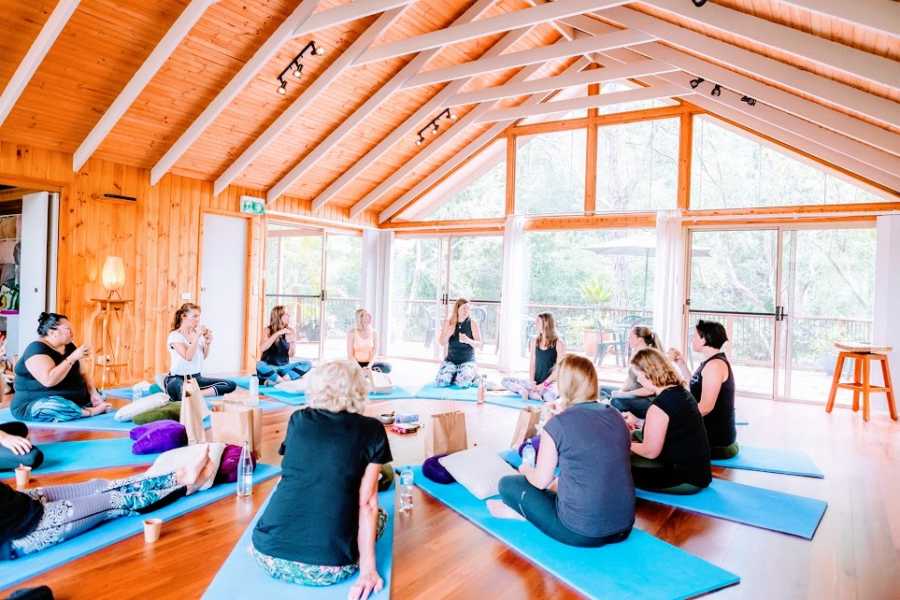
[670,320,738,459]
[435,299,483,387]
[257,306,312,385]
[501,313,566,402]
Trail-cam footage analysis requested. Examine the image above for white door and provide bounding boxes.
[18,192,50,354]
[200,213,247,374]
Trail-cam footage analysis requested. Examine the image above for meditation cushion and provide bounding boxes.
[133,402,181,425]
[130,420,187,455]
[146,442,226,493]
[517,434,541,457]
[215,443,257,484]
[422,454,455,484]
[438,447,517,500]
[378,462,395,491]
[114,392,170,422]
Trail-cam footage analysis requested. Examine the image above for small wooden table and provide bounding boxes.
[826,342,897,422]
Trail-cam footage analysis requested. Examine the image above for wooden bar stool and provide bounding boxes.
[826,342,897,422]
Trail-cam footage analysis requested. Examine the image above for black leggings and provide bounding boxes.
[498,475,631,547]
[163,374,236,404]
[610,394,654,419]
[0,422,44,471]
[630,456,707,494]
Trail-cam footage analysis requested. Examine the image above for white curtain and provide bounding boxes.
[361,229,394,353]
[653,209,686,352]
[872,215,900,403]
[498,215,526,372]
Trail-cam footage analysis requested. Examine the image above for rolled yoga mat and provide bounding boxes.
[414,384,542,409]
[412,466,739,600]
[203,486,395,599]
[0,464,282,591]
[0,438,158,477]
[711,445,824,478]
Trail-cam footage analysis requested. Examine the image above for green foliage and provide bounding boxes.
[579,274,612,305]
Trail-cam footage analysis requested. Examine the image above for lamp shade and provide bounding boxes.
[101,256,126,292]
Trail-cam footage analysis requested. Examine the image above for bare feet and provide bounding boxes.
[486,499,526,521]
[176,450,217,494]
[85,402,112,417]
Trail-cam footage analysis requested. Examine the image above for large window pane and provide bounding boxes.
[389,237,443,358]
[427,155,505,220]
[691,115,883,209]
[597,118,678,211]
[689,229,776,314]
[449,236,503,363]
[323,233,362,358]
[516,129,586,215]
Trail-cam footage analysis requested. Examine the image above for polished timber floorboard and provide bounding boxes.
[1,377,898,599]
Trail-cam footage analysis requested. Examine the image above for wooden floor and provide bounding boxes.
[1,375,899,599]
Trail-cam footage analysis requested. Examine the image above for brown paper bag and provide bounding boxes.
[509,407,540,449]
[425,410,468,456]
[210,404,262,456]
[180,375,209,444]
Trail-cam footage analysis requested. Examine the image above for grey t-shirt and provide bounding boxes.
[543,402,635,538]
[621,368,641,392]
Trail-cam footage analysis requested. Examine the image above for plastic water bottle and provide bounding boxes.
[476,375,486,404]
[236,441,254,497]
[399,468,414,512]
[522,440,536,469]
[247,376,259,407]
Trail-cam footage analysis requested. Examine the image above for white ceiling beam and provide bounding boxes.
[149,0,320,186]
[213,6,407,196]
[638,0,900,90]
[474,83,686,122]
[775,0,900,40]
[591,6,900,130]
[446,58,675,107]
[293,0,413,38]
[305,24,535,211]
[0,0,80,126]
[73,0,216,172]
[264,0,498,204]
[353,0,630,66]
[404,28,652,89]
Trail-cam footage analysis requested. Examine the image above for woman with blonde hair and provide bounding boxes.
[257,305,311,385]
[626,348,711,494]
[488,354,634,547]
[346,308,391,373]
[606,325,662,418]
[434,298,482,387]
[252,360,392,597]
[501,313,566,402]
[164,303,236,403]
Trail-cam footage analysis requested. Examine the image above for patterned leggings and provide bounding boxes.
[10,472,182,558]
[252,509,387,586]
[434,361,478,387]
[13,396,86,422]
[501,378,558,402]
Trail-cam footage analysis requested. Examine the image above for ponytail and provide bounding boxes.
[172,303,200,331]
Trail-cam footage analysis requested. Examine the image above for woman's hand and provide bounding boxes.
[90,390,105,406]
[621,411,642,431]
[458,333,476,347]
[348,570,383,600]
[203,328,214,344]
[86,402,112,416]
[666,348,685,365]
[70,345,91,362]
[0,431,32,456]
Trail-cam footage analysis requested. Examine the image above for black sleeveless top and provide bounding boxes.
[446,318,475,365]
[261,334,290,366]
[534,339,557,385]
[690,352,736,448]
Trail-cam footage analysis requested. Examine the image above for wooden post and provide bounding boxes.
[678,112,693,210]
[585,82,599,214]
[505,134,516,216]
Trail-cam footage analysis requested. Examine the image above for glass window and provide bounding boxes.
[516,129,586,215]
[521,85,588,124]
[388,237,443,358]
[596,118,678,211]
[427,156,505,220]
[598,80,677,115]
[691,115,884,209]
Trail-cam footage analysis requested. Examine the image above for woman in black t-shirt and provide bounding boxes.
[256,305,311,385]
[624,348,711,494]
[12,313,112,422]
[252,360,393,597]
[434,298,483,387]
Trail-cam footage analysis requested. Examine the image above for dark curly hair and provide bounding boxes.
[37,312,69,336]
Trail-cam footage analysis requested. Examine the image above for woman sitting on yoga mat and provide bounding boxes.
[434,298,482,387]
[606,325,661,418]
[251,360,392,598]
[0,422,43,471]
[488,354,635,547]
[0,448,217,560]
[11,312,112,422]
[668,319,738,459]
[257,305,311,385]
[164,303,237,403]
[347,308,391,373]
[501,312,566,402]
[625,348,711,494]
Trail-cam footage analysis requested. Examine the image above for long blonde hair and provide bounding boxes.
[631,348,683,388]
[305,360,369,414]
[267,305,288,336]
[556,354,599,408]
[536,312,559,349]
[449,298,469,329]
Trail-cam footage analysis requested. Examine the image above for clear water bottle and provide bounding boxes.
[399,468,414,512]
[521,440,536,469]
[236,441,254,497]
[247,376,259,406]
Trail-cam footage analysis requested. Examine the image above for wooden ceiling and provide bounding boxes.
[0,0,897,222]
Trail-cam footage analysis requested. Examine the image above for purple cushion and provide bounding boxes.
[215,444,257,484]
[517,434,541,457]
[422,454,455,484]
[130,420,188,455]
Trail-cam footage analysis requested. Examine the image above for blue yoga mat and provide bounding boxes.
[260,386,415,406]
[203,486,395,599]
[0,407,134,432]
[414,384,542,409]
[0,438,157,477]
[412,466,738,599]
[711,445,823,478]
[103,385,163,400]
[0,464,281,590]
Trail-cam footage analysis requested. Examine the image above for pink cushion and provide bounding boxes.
[130,420,187,455]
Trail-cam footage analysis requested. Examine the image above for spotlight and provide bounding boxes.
[449,111,457,121]
[711,84,722,97]
[689,77,704,89]
[315,44,326,56]
[740,95,756,106]
[416,135,424,146]
[432,123,439,133]
[274,40,325,94]
[292,65,303,78]
[277,82,287,95]
[692,0,709,6]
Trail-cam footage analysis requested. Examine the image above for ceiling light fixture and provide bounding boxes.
[689,77,704,89]
[275,40,325,95]
[414,108,458,146]
[711,84,722,97]
[740,95,757,106]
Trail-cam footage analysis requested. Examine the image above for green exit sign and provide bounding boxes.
[240,196,266,215]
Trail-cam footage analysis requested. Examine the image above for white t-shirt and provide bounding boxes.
[167,330,206,376]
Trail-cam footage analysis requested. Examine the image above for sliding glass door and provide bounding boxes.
[447,235,503,364]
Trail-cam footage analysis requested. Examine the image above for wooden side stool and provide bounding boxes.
[826,342,897,422]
